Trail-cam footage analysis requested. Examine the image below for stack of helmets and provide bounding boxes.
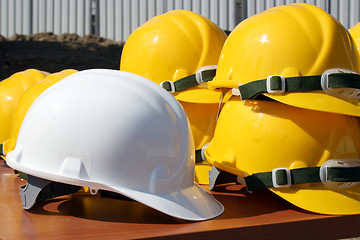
[2,69,78,156]
[120,10,227,184]
[205,3,360,215]
[0,69,49,155]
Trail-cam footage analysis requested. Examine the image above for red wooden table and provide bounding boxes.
[0,159,359,239]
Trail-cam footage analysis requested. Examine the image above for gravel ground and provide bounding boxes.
[0,32,125,80]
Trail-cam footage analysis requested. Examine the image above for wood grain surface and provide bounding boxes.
[0,159,359,240]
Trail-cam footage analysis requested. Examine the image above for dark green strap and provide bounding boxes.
[244,166,360,191]
[19,172,28,180]
[0,143,3,155]
[161,69,216,92]
[329,167,360,182]
[195,149,203,163]
[239,73,360,100]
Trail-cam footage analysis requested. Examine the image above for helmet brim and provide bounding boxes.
[270,184,360,215]
[174,86,222,103]
[265,92,360,116]
[108,183,224,221]
[6,149,224,221]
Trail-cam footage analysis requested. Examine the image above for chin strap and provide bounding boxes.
[160,67,216,93]
[20,175,82,210]
[237,70,360,100]
[0,143,3,156]
[209,161,360,191]
[244,165,360,191]
[195,149,203,163]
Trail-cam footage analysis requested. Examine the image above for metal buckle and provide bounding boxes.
[319,159,360,189]
[272,168,291,188]
[195,65,217,87]
[160,81,175,93]
[321,68,360,99]
[266,75,285,94]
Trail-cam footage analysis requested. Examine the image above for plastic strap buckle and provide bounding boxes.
[319,159,360,189]
[272,168,291,188]
[232,83,244,101]
[195,65,217,86]
[160,81,176,93]
[200,143,210,164]
[321,68,360,99]
[267,75,285,94]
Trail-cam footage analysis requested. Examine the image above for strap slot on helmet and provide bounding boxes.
[196,65,217,87]
[321,68,360,99]
[319,159,360,189]
[160,81,176,93]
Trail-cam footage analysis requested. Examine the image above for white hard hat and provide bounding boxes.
[6,69,224,221]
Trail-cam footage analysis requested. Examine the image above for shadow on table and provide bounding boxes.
[25,183,305,224]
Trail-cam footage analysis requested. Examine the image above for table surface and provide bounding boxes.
[0,159,360,240]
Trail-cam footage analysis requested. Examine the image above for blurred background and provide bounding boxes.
[0,0,359,42]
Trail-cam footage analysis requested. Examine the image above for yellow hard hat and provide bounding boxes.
[208,3,360,116]
[349,22,360,71]
[205,97,360,215]
[2,69,78,156]
[120,9,226,104]
[349,22,360,50]
[120,10,227,184]
[0,69,49,145]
